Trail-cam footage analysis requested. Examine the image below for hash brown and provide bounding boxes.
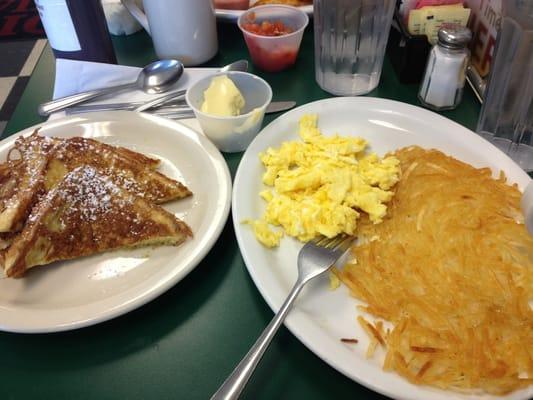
[337,146,533,394]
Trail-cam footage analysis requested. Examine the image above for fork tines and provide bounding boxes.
[312,234,354,252]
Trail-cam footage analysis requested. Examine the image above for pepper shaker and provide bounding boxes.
[418,24,472,111]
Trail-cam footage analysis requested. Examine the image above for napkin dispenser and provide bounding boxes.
[387,7,431,84]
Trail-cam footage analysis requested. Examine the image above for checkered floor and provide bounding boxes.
[0,38,46,135]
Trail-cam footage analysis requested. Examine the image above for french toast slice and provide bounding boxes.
[89,138,161,170]
[16,132,191,203]
[14,131,161,170]
[3,165,192,278]
[0,137,51,232]
[45,137,192,202]
[0,132,191,234]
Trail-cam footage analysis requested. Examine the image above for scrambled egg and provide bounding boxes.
[246,114,400,248]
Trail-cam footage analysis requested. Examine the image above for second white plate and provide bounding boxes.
[232,97,532,400]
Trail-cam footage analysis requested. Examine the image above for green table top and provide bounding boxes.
[2,23,480,399]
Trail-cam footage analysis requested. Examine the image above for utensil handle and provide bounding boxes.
[38,82,133,116]
[211,279,304,400]
[134,89,186,112]
[65,103,138,114]
[152,110,195,119]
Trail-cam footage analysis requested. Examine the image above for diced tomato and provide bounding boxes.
[244,36,298,72]
[242,19,294,36]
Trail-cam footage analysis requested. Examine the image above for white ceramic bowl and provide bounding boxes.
[185,71,272,153]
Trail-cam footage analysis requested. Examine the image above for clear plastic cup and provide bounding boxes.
[185,71,272,153]
[238,5,309,72]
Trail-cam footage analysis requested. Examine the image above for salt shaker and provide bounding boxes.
[418,25,471,111]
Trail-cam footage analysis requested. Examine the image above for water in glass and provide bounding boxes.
[313,0,395,96]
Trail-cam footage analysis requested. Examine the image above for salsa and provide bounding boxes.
[239,14,300,72]
[242,20,294,36]
[243,36,298,72]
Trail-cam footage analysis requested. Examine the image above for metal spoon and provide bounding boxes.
[37,59,184,117]
[220,59,248,73]
[134,60,249,112]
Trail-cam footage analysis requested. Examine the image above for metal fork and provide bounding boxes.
[211,235,355,400]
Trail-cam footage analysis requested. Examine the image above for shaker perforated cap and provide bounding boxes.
[437,24,472,48]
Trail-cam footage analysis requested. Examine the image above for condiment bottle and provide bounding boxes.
[34,0,117,64]
[418,24,471,111]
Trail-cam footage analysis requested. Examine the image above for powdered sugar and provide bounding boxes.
[58,166,130,222]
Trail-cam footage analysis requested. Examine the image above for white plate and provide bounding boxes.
[232,97,532,400]
[0,111,231,333]
[216,1,313,22]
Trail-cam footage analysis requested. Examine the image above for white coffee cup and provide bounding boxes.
[121,0,218,66]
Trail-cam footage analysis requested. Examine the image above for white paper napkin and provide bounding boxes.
[50,59,217,131]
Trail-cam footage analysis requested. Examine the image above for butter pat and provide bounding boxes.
[201,75,245,117]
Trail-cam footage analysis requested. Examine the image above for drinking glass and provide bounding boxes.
[313,0,395,96]
[476,0,533,172]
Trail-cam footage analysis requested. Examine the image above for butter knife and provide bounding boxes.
[65,90,186,114]
[65,101,296,115]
